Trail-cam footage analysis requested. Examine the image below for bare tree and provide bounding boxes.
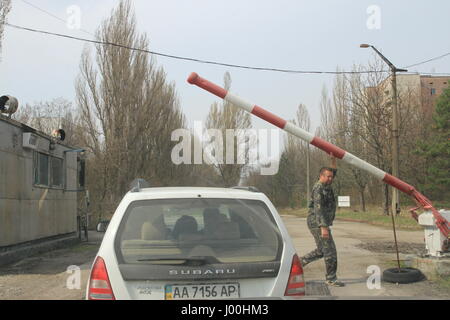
[287,103,311,205]
[249,103,312,208]
[0,0,11,59]
[344,62,393,214]
[318,86,334,140]
[346,108,370,212]
[204,72,252,187]
[249,61,430,212]
[14,98,84,146]
[317,85,347,197]
[330,72,370,211]
[76,0,187,218]
[314,62,393,213]
[322,60,426,214]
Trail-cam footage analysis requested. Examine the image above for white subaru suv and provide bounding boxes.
[86,183,305,300]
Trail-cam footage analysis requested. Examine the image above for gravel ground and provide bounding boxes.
[283,215,450,298]
[0,220,448,299]
[356,241,427,255]
[0,232,102,300]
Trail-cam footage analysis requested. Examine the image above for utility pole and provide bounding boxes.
[391,70,400,215]
[359,44,407,272]
[306,144,310,204]
[360,44,407,215]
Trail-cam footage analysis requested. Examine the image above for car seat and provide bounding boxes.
[141,209,168,240]
[172,215,198,240]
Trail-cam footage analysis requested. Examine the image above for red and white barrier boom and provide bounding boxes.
[187,72,449,238]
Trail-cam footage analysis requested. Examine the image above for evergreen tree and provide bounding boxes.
[417,84,450,200]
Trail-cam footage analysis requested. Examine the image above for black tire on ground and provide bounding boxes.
[382,267,424,284]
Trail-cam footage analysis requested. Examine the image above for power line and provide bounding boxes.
[403,52,450,69]
[5,22,450,77]
[20,0,94,37]
[14,1,450,75]
[5,22,390,75]
[407,72,450,76]
[20,0,70,25]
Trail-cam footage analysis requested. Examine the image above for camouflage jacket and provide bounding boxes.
[307,169,337,228]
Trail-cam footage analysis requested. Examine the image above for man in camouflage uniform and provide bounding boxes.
[300,155,345,287]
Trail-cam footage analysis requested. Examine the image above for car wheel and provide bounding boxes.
[382,267,424,284]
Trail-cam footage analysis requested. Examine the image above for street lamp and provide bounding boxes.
[360,43,407,216]
[361,44,410,273]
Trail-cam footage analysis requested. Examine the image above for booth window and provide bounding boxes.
[34,152,49,186]
[33,152,64,189]
[78,157,86,189]
[51,157,64,188]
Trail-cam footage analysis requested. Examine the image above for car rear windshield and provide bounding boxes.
[115,198,282,265]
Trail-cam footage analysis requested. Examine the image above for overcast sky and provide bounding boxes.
[1,0,450,133]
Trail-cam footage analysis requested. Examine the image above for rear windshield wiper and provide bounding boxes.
[136,256,220,265]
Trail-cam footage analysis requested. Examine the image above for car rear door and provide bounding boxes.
[108,196,293,299]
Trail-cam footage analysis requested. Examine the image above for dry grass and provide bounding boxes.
[278,205,423,231]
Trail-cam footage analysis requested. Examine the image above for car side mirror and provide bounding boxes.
[96,221,109,233]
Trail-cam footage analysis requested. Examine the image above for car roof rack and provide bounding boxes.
[230,186,261,193]
[129,178,150,192]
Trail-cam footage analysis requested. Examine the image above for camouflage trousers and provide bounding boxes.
[301,215,338,281]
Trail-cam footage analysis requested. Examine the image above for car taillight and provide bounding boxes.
[284,254,305,296]
[88,256,115,300]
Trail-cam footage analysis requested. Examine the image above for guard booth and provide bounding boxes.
[0,115,86,266]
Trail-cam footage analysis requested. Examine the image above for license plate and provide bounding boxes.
[165,283,240,300]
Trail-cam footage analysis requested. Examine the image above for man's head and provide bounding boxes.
[319,167,335,185]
